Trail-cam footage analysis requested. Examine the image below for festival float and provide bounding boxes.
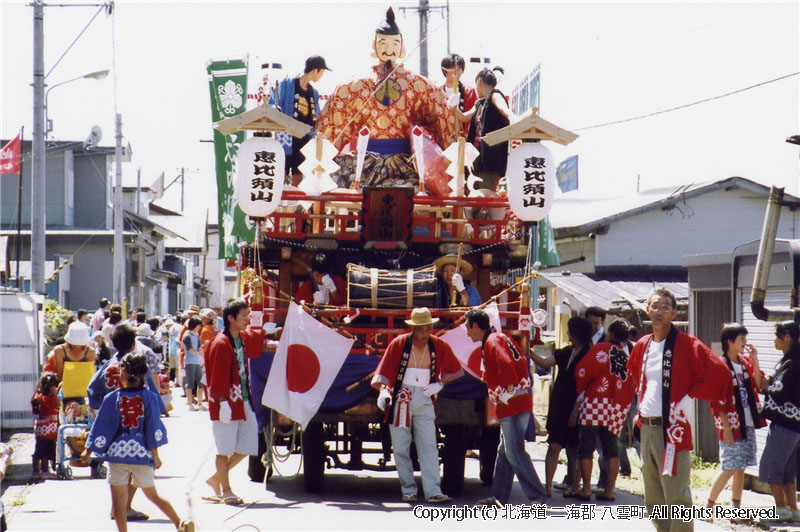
[213,7,577,494]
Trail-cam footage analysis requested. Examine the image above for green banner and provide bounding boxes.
[207,59,253,259]
[538,215,560,267]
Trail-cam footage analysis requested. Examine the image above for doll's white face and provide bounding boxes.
[374,34,403,64]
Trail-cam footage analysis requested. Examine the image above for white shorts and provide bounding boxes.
[107,462,155,488]
[212,402,258,457]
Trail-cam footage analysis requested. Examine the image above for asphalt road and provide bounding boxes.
[0,398,742,532]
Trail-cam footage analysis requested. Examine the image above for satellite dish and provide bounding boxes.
[84,125,102,148]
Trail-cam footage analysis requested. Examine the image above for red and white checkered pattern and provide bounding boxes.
[579,397,627,435]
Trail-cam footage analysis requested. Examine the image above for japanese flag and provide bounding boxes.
[262,302,354,429]
[439,302,503,379]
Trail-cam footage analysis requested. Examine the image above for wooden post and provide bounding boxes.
[278,247,293,325]
[454,136,466,238]
[312,137,324,234]
[456,137,466,194]
[450,242,464,307]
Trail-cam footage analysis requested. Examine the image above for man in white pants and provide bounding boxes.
[372,308,463,503]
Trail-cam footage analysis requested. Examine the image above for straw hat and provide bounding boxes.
[404,307,439,327]
[433,254,473,276]
[187,305,200,315]
[64,321,91,346]
[200,308,217,320]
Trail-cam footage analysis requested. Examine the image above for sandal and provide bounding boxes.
[201,495,221,503]
[564,490,591,500]
[220,492,244,506]
[179,519,196,532]
[126,509,149,521]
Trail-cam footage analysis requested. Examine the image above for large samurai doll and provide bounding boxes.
[315,7,456,193]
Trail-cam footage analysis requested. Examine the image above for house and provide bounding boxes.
[0,139,176,314]
[548,176,800,281]
[540,177,798,323]
[537,176,800,461]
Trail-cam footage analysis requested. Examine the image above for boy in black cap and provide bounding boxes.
[272,55,331,182]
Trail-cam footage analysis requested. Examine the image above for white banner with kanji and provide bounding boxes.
[235,137,285,217]
[506,142,555,221]
[262,301,354,429]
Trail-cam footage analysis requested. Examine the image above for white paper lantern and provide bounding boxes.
[235,137,285,217]
[506,142,555,222]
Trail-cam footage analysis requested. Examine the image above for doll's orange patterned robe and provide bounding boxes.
[317,64,456,152]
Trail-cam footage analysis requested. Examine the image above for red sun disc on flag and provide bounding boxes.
[286,344,321,393]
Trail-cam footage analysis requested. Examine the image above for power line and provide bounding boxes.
[45,5,107,79]
[575,71,799,132]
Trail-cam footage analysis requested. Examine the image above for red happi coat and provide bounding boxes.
[575,342,635,436]
[207,328,265,422]
[627,330,732,474]
[481,332,532,419]
[372,333,463,394]
[295,274,347,306]
[709,354,766,441]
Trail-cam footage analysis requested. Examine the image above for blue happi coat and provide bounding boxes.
[86,387,167,465]
[87,353,164,411]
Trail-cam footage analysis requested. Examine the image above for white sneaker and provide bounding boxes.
[198,403,208,411]
[762,506,793,525]
[778,507,794,522]
[188,404,197,411]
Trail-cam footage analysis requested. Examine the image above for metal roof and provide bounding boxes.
[148,214,205,251]
[550,176,798,239]
[540,271,687,312]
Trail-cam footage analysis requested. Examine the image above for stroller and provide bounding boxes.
[55,360,106,480]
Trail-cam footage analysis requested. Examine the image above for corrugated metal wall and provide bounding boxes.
[0,293,44,430]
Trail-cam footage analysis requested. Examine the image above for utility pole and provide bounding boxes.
[31,1,46,294]
[135,167,141,215]
[30,1,108,296]
[401,0,449,78]
[15,127,24,289]
[180,167,185,212]
[445,0,450,55]
[419,0,429,77]
[113,113,125,305]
